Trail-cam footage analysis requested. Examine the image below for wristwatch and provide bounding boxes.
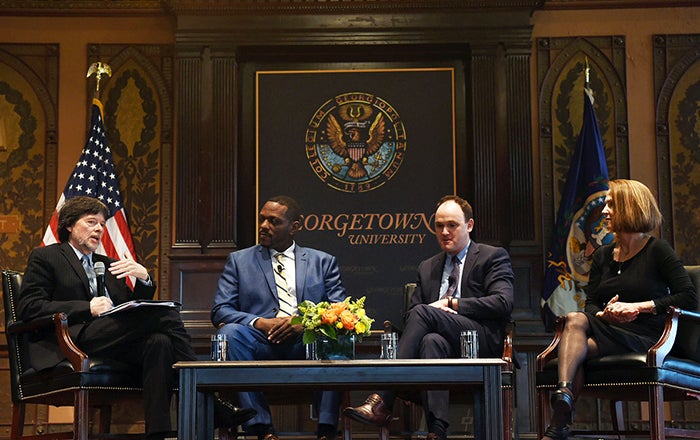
[650,303,657,315]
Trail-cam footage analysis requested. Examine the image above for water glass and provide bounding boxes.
[380,332,399,360]
[460,330,479,359]
[211,334,228,361]
[306,341,317,360]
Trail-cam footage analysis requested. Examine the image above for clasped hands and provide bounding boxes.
[595,294,639,323]
[429,297,458,314]
[255,316,303,344]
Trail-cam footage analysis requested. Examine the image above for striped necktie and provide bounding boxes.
[274,253,297,317]
[441,255,461,299]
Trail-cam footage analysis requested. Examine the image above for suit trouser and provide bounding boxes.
[77,308,196,434]
[218,322,342,430]
[379,304,495,429]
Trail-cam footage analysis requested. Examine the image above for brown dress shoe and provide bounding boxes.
[342,393,393,426]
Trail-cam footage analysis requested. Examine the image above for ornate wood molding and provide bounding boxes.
[166,0,543,14]
[0,0,693,15]
[542,0,698,9]
[0,0,165,15]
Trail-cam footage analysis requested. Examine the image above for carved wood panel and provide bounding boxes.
[654,34,700,265]
[0,44,58,274]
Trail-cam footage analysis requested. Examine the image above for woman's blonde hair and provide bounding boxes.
[607,179,662,233]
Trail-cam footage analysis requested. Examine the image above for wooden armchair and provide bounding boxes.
[2,269,146,440]
[536,265,700,439]
[362,283,517,440]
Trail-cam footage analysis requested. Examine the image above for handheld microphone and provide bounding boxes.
[94,261,106,297]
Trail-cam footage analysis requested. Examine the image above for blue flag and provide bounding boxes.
[541,89,613,331]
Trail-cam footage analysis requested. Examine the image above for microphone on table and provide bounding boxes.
[94,261,106,297]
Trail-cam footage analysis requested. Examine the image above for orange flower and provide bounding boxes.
[330,302,347,314]
[339,310,358,331]
[321,309,338,325]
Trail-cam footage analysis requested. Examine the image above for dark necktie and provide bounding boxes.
[442,255,461,299]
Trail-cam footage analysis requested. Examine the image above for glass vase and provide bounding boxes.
[313,334,356,360]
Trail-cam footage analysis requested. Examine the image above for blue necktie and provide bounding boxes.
[81,256,97,296]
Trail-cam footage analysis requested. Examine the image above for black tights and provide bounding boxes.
[550,312,598,429]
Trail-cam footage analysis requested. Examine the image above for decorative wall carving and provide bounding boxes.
[0,44,58,273]
[654,34,700,265]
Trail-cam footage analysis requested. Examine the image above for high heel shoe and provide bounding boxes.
[550,381,575,425]
[542,424,570,440]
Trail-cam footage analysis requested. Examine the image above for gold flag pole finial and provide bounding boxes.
[583,57,594,103]
[86,62,112,98]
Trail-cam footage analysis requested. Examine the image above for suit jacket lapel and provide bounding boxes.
[429,254,447,301]
[60,242,93,299]
[460,242,479,296]
[256,245,278,300]
[294,246,307,300]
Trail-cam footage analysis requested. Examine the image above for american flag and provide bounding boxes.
[42,98,137,288]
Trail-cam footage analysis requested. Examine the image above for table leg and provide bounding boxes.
[199,391,214,440]
[483,365,503,440]
[178,367,196,440]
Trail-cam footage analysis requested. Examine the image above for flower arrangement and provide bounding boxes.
[291,296,374,344]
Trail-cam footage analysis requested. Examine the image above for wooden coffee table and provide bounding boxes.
[175,358,505,440]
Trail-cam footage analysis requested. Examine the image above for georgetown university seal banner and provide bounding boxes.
[257,68,456,327]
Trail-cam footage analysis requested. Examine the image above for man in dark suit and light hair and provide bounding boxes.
[17,195,255,440]
[343,195,515,440]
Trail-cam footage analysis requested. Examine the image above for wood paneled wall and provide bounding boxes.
[170,7,542,350]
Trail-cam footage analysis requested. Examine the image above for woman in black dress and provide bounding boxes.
[541,179,698,440]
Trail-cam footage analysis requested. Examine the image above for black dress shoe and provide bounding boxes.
[214,397,257,428]
[317,423,338,440]
[343,393,393,427]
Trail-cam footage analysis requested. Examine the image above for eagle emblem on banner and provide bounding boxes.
[306,92,407,193]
